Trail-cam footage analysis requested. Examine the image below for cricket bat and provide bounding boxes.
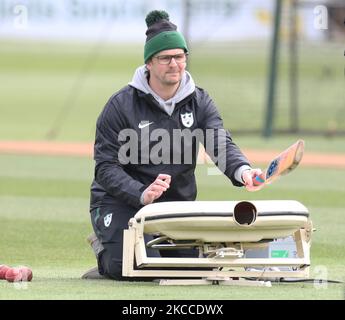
[255,139,305,186]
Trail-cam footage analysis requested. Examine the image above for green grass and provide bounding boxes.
[0,40,344,299]
[236,135,345,153]
[0,154,344,300]
[0,40,344,141]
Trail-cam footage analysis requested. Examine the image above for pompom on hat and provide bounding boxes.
[144,10,188,63]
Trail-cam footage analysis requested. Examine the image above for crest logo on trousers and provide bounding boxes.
[104,213,113,227]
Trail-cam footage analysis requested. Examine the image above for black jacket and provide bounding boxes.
[90,85,250,214]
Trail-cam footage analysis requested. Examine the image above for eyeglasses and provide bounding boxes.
[154,53,188,65]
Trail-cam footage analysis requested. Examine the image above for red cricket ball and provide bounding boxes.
[5,266,33,282]
[0,265,11,280]
[5,267,23,282]
[19,266,33,282]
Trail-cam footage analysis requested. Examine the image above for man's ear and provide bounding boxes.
[146,58,153,70]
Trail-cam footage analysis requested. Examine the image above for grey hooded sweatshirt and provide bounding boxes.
[129,65,196,116]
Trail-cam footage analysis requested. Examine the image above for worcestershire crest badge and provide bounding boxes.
[180,112,194,128]
[104,213,113,227]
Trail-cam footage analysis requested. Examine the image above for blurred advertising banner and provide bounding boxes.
[0,0,323,42]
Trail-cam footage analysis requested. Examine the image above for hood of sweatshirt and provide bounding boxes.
[129,65,196,116]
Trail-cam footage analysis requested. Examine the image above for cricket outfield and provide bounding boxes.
[0,40,344,300]
[0,140,344,299]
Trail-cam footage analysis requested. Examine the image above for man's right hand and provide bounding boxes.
[142,174,171,205]
[242,168,265,192]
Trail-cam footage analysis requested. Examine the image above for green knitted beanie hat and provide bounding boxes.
[144,10,188,63]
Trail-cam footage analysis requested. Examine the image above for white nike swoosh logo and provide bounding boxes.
[138,121,154,129]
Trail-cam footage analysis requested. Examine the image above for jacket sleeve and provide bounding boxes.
[94,97,145,209]
[198,89,251,187]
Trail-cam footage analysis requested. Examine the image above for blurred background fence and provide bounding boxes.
[0,0,344,141]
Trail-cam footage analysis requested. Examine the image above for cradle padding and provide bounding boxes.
[134,200,309,242]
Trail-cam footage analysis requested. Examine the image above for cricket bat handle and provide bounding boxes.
[253,139,305,186]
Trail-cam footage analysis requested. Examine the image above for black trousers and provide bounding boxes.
[90,205,199,281]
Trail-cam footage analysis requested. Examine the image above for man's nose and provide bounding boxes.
[169,57,178,66]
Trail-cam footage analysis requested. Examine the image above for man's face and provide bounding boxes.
[146,48,187,86]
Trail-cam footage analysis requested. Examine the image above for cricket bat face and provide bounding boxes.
[263,139,305,184]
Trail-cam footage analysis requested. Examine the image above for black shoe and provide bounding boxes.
[81,266,106,280]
